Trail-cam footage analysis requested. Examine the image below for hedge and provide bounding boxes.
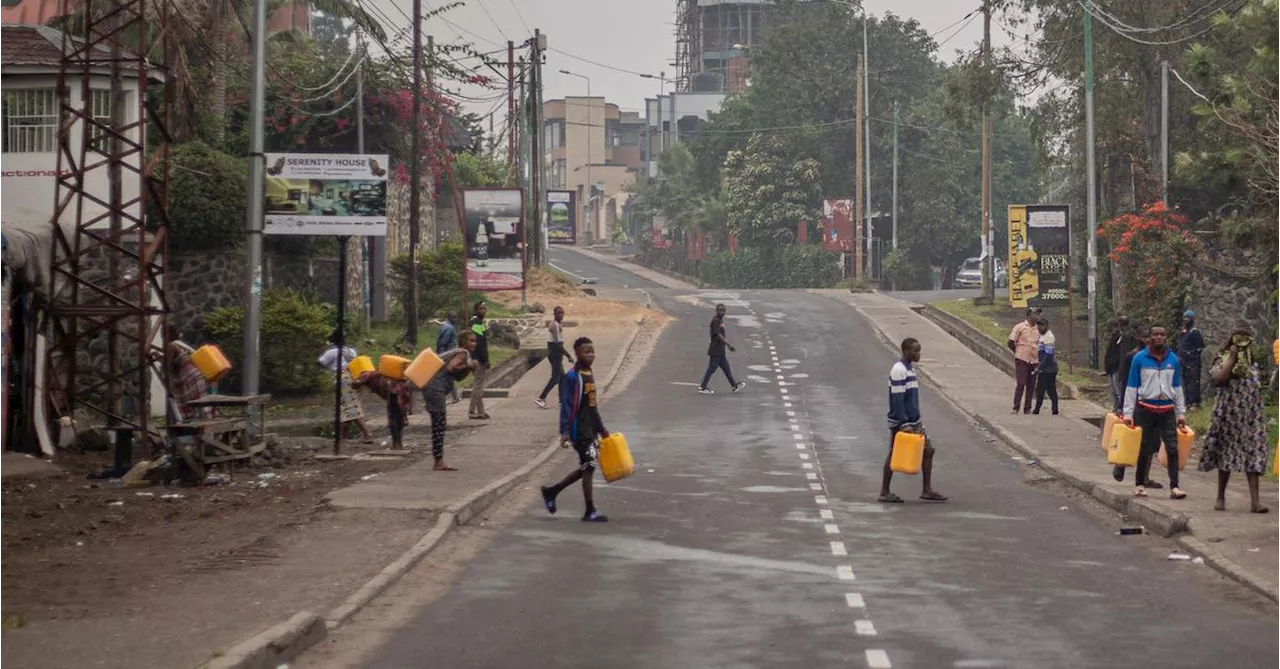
[697,245,841,289]
[204,289,333,396]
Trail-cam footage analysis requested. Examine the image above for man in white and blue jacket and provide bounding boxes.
[880,337,947,504]
[1122,325,1188,499]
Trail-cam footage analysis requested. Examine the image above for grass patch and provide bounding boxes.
[929,298,1103,391]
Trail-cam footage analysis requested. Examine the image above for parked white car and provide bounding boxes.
[955,257,1007,288]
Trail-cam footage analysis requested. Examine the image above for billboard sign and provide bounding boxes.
[546,190,577,245]
[822,199,855,252]
[651,215,672,249]
[463,188,525,291]
[1008,204,1070,308]
[263,153,389,236]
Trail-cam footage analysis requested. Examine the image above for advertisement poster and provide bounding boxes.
[262,153,389,236]
[1008,204,1070,308]
[546,190,577,245]
[822,199,855,252]
[651,215,672,249]
[463,188,525,291]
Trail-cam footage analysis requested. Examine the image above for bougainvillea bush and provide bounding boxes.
[1098,201,1201,330]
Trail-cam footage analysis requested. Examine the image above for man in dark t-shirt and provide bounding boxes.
[541,337,611,522]
[698,303,746,395]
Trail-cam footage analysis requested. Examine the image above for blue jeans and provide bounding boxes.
[700,354,738,389]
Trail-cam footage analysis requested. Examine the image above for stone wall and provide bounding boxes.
[1188,242,1275,354]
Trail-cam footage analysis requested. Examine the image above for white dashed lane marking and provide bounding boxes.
[831,541,847,556]
[819,509,834,520]
[824,524,840,535]
[855,620,878,636]
[836,566,855,580]
[802,462,814,469]
[845,593,866,609]
[809,483,823,491]
[866,649,892,668]
[806,473,819,480]
[814,496,827,505]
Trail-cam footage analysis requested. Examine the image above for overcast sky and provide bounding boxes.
[368,0,1023,119]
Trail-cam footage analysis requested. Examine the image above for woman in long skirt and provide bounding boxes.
[1198,323,1269,513]
[318,331,373,444]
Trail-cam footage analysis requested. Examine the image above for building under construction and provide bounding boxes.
[672,0,770,94]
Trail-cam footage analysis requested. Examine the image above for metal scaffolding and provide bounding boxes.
[672,0,696,93]
[48,0,173,448]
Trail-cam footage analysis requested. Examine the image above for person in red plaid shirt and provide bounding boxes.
[165,326,211,422]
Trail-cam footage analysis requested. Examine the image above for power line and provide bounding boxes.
[475,0,510,42]
[1078,0,1221,46]
[1088,0,1234,34]
[547,47,654,77]
[935,11,980,50]
[508,0,531,35]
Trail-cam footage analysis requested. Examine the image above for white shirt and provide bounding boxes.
[318,345,357,372]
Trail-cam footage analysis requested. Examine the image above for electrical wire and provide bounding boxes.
[934,11,980,51]
[547,47,655,77]
[508,0,531,35]
[475,0,510,42]
[930,7,982,39]
[1078,1,1220,46]
[1088,0,1233,34]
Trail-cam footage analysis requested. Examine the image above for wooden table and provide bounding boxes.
[166,394,271,475]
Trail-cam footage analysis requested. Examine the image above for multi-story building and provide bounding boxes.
[2,0,310,34]
[542,97,644,244]
[673,0,770,94]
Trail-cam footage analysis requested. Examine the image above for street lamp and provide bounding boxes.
[560,69,594,244]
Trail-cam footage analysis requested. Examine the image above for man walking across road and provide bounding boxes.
[535,306,573,409]
[1007,307,1041,414]
[1177,310,1206,410]
[698,303,746,395]
[1123,325,1188,499]
[436,312,461,404]
[880,337,947,504]
[1104,316,1137,408]
[541,337,611,522]
[468,301,491,420]
[1032,317,1060,415]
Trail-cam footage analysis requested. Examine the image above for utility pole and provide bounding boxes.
[507,40,516,182]
[405,6,423,345]
[979,0,994,303]
[854,57,864,280]
[892,100,898,251]
[862,14,872,279]
[1084,0,1099,367]
[531,30,545,267]
[1160,59,1169,205]
[356,33,371,330]
[242,0,268,400]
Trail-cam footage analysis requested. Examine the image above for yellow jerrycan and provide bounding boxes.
[1158,426,1195,471]
[1100,413,1121,455]
[191,344,232,382]
[890,430,926,475]
[347,355,375,379]
[377,354,411,380]
[1107,423,1142,467]
[598,433,635,483]
[405,348,445,388]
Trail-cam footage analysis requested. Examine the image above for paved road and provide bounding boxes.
[346,265,1276,668]
[548,247,669,291]
[886,288,980,305]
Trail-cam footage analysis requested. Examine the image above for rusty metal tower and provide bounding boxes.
[48,0,174,449]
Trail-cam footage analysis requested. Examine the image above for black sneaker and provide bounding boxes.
[582,509,608,522]
[540,486,557,515]
[1142,480,1164,490]
[732,382,747,393]
[1113,466,1125,482]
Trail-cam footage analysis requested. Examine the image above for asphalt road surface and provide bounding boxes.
[547,247,668,290]
[354,253,1278,668]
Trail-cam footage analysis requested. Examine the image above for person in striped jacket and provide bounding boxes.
[1122,325,1188,499]
[880,337,947,504]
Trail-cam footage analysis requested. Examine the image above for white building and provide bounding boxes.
[645,91,726,177]
[2,24,148,228]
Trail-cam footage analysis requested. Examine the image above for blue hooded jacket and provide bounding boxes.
[559,366,606,442]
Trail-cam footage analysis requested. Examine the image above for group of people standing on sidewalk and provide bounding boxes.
[1007,308,1061,415]
[1102,312,1272,512]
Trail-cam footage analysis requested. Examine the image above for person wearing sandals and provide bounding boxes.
[1198,324,1270,514]
[880,337,947,504]
[1122,325,1187,499]
[318,331,373,444]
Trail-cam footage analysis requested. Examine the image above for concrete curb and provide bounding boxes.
[1180,521,1280,603]
[195,318,651,669]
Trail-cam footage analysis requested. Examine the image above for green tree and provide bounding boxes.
[722,133,822,247]
[453,151,508,189]
[167,141,247,251]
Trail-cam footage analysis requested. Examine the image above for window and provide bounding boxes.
[90,89,127,151]
[551,159,566,189]
[544,119,564,149]
[2,89,58,153]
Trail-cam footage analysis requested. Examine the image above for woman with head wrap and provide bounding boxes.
[1198,323,1269,513]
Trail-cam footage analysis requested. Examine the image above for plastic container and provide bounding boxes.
[1107,424,1143,467]
[598,433,635,483]
[1100,413,1121,455]
[377,355,410,380]
[890,430,926,475]
[347,355,375,379]
[1158,426,1195,471]
[405,348,444,388]
[190,344,231,382]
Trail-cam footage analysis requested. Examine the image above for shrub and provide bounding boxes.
[698,245,841,289]
[204,289,333,396]
[882,248,934,291]
[388,242,465,319]
[168,141,247,252]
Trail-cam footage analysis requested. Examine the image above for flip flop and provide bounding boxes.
[877,493,905,504]
[433,463,458,471]
[919,491,949,502]
[1251,506,1270,514]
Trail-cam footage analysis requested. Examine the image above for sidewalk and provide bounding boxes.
[816,289,1279,603]
[0,320,651,669]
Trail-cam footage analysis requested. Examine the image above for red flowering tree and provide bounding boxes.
[1098,202,1201,329]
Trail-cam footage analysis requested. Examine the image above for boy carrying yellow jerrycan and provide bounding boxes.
[598,433,635,483]
[890,430,926,475]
